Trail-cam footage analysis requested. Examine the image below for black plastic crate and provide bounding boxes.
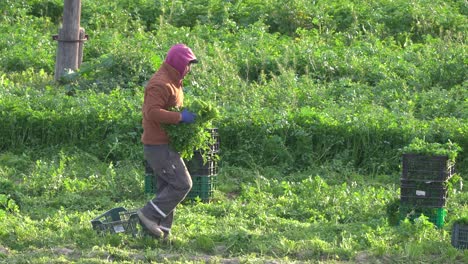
[402,154,455,182]
[399,205,447,228]
[184,151,218,176]
[91,207,140,237]
[186,175,217,202]
[452,223,468,249]
[400,180,448,208]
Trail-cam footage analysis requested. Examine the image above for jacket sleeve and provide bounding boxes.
[143,85,181,124]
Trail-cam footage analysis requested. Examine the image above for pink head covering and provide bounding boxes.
[164,44,197,78]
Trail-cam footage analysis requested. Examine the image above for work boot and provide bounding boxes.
[137,210,163,237]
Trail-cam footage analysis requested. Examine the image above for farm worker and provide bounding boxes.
[138,43,198,240]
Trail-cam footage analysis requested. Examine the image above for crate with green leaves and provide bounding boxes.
[401,139,461,182]
[90,207,140,237]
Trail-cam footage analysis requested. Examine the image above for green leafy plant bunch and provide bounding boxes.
[402,138,463,162]
[165,97,219,160]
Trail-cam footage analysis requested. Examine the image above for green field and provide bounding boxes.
[1,0,467,263]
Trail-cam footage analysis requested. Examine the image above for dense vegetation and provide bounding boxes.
[0,0,467,263]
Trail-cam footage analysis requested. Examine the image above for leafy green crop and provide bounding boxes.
[402,138,462,162]
[164,97,219,159]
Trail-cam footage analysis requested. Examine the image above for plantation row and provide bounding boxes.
[1,83,467,175]
[2,0,467,94]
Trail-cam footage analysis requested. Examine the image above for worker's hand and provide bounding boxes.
[180,109,196,124]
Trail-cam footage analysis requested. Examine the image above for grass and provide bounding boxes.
[1,149,467,263]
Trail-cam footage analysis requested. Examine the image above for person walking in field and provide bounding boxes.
[138,43,198,240]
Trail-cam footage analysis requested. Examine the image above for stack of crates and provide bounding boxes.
[399,154,455,228]
[145,128,220,202]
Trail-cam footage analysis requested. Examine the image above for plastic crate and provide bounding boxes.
[186,175,217,202]
[143,159,217,201]
[402,154,455,182]
[144,155,218,194]
[451,223,468,249]
[206,128,220,153]
[91,207,140,236]
[399,205,447,228]
[184,151,218,176]
[400,180,448,208]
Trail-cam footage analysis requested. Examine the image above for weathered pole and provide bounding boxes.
[54,0,83,81]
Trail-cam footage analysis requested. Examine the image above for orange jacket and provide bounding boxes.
[141,62,183,145]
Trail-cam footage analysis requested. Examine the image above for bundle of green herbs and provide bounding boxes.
[165,98,219,160]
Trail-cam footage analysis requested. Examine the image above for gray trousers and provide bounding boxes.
[141,144,192,234]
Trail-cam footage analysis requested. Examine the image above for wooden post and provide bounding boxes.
[54,0,82,81]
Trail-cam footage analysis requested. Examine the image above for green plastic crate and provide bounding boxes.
[186,175,217,202]
[144,153,219,198]
[144,160,217,202]
[399,205,447,228]
[91,207,140,237]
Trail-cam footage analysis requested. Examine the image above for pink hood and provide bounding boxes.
[164,44,197,78]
